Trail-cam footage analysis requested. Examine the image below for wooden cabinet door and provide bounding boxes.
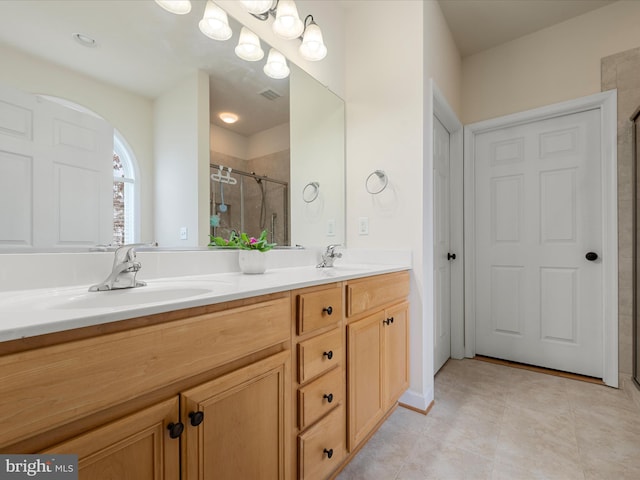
[347,311,384,450]
[383,302,410,408]
[181,351,290,480]
[43,398,180,480]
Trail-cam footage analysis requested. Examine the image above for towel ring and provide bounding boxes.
[366,170,388,194]
[303,181,320,203]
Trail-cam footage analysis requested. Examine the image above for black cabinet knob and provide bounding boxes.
[322,306,333,315]
[189,411,205,427]
[167,422,184,439]
[323,393,334,403]
[585,252,598,261]
[323,351,333,360]
[323,448,334,459]
[447,253,456,260]
[383,317,394,325]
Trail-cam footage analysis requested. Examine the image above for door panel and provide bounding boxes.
[43,398,180,480]
[181,351,290,480]
[474,108,603,377]
[434,115,452,373]
[347,312,383,450]
[0,83,113,249]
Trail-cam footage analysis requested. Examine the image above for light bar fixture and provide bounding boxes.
[154,0,327,81]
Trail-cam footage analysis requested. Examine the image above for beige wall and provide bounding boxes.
[462,0,640,124]
[345,0,461,409]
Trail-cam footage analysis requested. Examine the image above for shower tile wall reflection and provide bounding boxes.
[210,149,289,246]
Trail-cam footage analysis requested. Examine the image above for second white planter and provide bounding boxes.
[238,250,267,274]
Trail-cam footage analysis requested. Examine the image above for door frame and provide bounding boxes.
[463,90,618,387]
[432,81,465,361]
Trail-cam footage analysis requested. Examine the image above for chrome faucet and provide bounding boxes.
[89,243,154,291]
[317,244,342,268]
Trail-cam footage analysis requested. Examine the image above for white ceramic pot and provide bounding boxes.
[238,249,267,274]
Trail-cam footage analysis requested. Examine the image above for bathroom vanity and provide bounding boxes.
[0,265,410,480]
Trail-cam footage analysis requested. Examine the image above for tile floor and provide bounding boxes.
[337,358,640,480]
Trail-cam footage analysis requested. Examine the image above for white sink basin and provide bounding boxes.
[50,285,215,309]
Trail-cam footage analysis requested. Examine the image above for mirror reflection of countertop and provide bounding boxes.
[0,264,410,343]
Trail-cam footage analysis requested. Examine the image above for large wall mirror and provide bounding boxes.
[0,0,344,251]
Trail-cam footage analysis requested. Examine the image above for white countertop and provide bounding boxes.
[0,263,409,343]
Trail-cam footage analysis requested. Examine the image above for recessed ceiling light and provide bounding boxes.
[73,33,97,48]
[219,112,239,124]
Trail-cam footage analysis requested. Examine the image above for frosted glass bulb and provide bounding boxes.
[263,49,290,79]
[240,0,274,15]
[154,0,191,15]
[300,22,327,61]
[235,27,264,61]
[199,1,232,41]
[272,0,303,40]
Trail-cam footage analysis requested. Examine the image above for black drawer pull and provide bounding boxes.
[189,411,205,427]
[383,317,394,325]
[323,448,334,459]
[323,393,334,403]
[323,350,333,360]
[167,422,184,439]
[322,306,333,315]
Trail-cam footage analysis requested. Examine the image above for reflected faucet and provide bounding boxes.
[317,244,342,268]
[89,243,155,292]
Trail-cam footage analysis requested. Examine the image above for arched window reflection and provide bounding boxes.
[113,132,138,245]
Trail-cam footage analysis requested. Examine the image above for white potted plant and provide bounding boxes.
[209,230,276,274]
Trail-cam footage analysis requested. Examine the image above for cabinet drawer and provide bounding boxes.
[346,271,410,317]
[298,367,342,430]
[298,404,345,480]
[298,329,342,384]
[297,286,342,336]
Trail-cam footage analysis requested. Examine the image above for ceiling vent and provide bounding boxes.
[259,88,282,101]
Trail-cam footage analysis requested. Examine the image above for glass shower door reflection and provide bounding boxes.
[210,165,289,247]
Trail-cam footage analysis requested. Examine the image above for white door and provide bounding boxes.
[474,108,603,378]
[0,84,113,249]
[434,115,452,373]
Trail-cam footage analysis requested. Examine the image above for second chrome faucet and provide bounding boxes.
[89,243,155,291]
[317,244,342,268]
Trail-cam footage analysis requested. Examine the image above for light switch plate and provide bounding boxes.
[358,216,369,235]
[327,218,336,236]
[179,227,188,240]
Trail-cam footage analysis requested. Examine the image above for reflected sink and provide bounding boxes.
[50,285,215,309]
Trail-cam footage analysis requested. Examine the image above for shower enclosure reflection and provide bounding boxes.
[210,164,289,246]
